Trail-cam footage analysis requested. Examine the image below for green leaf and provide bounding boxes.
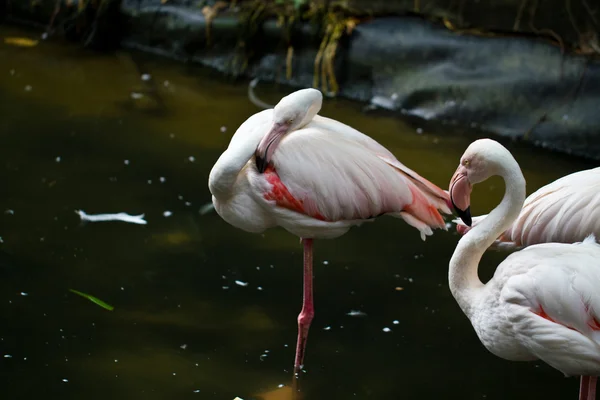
[69,289,114,311]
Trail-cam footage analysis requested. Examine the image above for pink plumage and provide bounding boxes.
[208,88,451,371]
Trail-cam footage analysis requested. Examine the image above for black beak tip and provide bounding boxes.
[255,154,266,173]
[451,196,472,227]
[457,206,472,227]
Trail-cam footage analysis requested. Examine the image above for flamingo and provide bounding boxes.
[448,138,600,400]
[453,166,600,250]
[208,87,452,372]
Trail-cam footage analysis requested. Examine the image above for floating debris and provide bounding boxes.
[234,280,248,287]
[4,37,39,47]
[393,320,399,325]
[124,160,130,165]
[69,289,114,311]
[163,211,173,217]
[323,260,329,265]
[159,177,166,183]
[4,354,12,358]
[382,327,391,333]
[346,310,367,317]
[130,92,143,100]
[5,209,14,215]
[416,128,423,134]
[323,326,331,331]
[55,156,61,163]
[75,210,147,225]
[24,85,32,92]
[220,126,227,133]
[188,156,196,162]
[20,292,28,296]
[395,287,404,291]
[141,74,151,81]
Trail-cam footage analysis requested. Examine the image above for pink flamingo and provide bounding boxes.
[208,88,451,372]
[453,165,600,250]
[449,138,600,400]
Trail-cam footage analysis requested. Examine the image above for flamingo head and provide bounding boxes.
[450,139,513,226]
[255,88,323,173]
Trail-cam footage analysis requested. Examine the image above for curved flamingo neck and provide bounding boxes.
[448,156,526,318]
[208,148,251,199]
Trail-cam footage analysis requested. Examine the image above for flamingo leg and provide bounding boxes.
[581,376,590,400]
[588,376,597,399]
[293,238,314,373]
[580,376,597,400]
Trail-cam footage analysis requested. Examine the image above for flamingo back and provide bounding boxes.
[497,236,600,375]
[503,167,600,246]
[253,125,449,236]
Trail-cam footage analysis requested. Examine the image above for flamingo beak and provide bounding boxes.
[255,122,290,173]
[449,165,473,226]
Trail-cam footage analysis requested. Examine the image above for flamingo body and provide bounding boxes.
[210,109,451,241]
[472,236,600,374]
[208,88,451,371]
[448,139,600,399]
[455,167,600,249]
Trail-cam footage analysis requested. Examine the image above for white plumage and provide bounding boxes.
[448,139,600,399]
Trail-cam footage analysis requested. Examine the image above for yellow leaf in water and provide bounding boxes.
[160,0,168,4]
[4,37,39,47]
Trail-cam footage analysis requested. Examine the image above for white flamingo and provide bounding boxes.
[448,138,600,400]
[453,166,600,250]
[208,87,452,371]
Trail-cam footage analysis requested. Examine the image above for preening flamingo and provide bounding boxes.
[448,138,600,400]
[208,87,452,371]
[453,166,600,250]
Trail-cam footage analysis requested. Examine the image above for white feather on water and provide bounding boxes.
[75,210,147,225]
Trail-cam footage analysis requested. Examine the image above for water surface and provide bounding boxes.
[0,24,597,400]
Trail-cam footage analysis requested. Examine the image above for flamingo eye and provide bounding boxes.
[463,159,470,166]
[287,119,293,125]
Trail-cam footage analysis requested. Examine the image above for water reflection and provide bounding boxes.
[0,24,598,400]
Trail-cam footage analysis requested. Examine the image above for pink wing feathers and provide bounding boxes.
[260,124,450,236]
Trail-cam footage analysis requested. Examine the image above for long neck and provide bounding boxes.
[208,110,273,199]
[448,161,526,318]
[208,149,251,198]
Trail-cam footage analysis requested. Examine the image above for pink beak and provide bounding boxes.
[255,122,290,173]
[449,165,473,226]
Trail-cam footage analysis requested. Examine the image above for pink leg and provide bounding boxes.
[588,377,597,399]
[580,376,597,400]
[581,376,590,400]
[293,238,314,373]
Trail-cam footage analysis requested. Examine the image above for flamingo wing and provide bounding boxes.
[252,125,449,238]
[311,115,451,211]
[499,236,600,375]
[504,167,600,246]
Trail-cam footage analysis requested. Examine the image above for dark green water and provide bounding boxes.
[0,24,597,400]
